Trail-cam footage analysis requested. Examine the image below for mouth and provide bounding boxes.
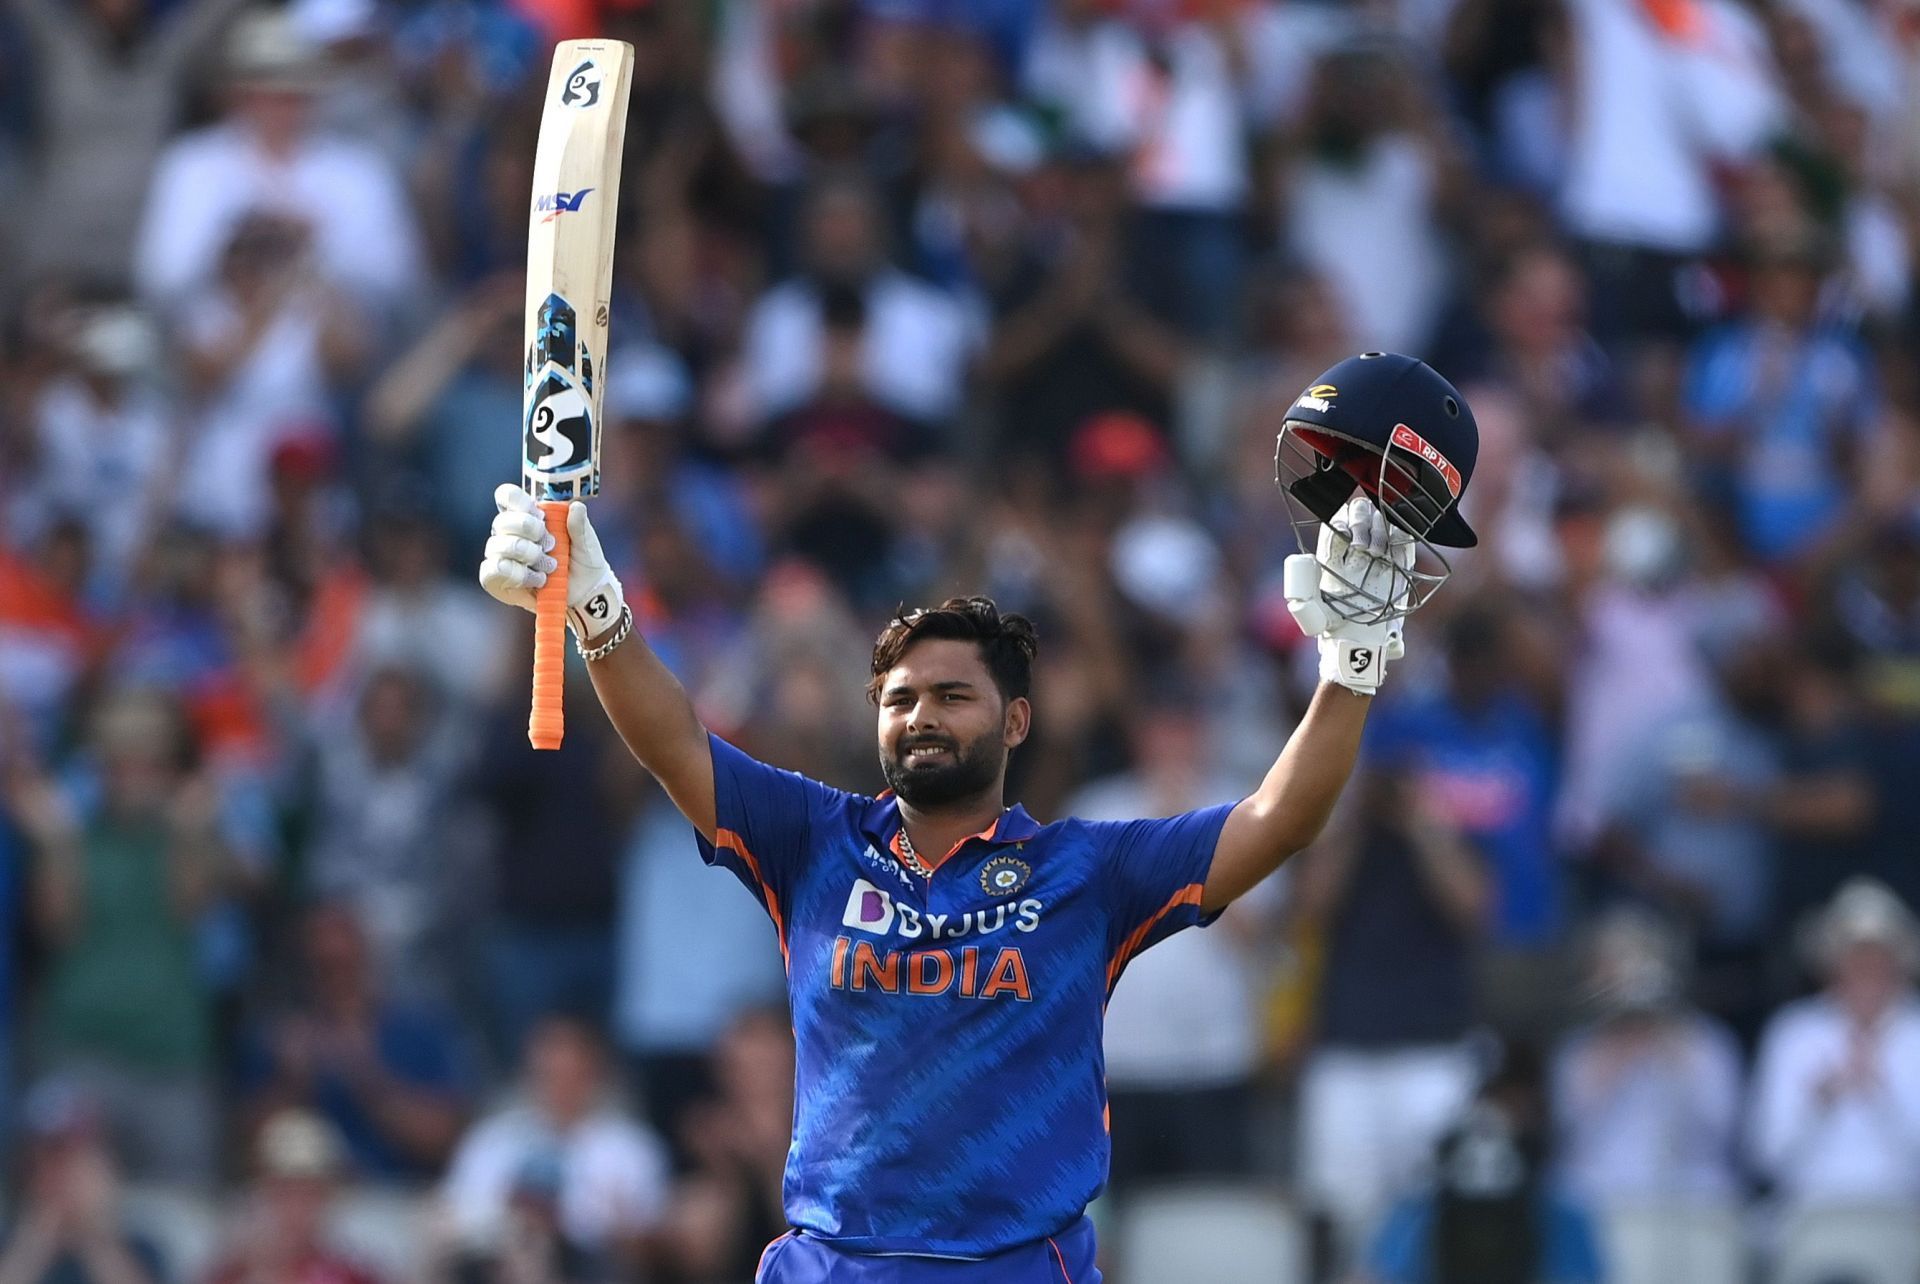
[902,742,955,766]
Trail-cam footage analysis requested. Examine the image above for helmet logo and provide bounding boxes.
[1391,424,1462,498]
[1294,384,1339,414]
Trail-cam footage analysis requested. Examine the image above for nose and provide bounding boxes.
[904,697,941,736]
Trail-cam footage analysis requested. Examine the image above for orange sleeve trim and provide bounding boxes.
[1106,882,1204,991]
[714,827,789,971]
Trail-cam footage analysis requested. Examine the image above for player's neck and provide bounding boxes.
[897,792,1006,868]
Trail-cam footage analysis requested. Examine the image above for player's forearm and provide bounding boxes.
[583,626,718,837]
[1203,682,1370,911]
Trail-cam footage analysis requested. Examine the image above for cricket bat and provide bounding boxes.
[523,39,633,750]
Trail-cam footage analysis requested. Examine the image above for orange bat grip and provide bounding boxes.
[528,500,570,750]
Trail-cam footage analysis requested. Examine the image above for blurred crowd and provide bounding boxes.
[0,0,1919,1281]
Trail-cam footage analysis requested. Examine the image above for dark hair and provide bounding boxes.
[867,596,1037,705]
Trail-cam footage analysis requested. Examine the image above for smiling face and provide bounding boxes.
[876,638,1030,809]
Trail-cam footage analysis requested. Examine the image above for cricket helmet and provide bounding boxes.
[1274,352,1479,623]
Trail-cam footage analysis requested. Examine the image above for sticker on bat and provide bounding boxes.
[534,188,594,223]
[560,59,602,108]
[524,372,593,475]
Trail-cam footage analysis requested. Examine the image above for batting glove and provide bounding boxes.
[479,483,626,640]
[1283,495,1412,695]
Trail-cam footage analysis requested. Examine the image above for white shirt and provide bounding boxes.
[1027,19,1248,212]
[174,287,338,537]
[1552,1014,1744,1203]
[442,1103,671,1252]
[744,273,979,425]
[1749,994,1920,1207]
[614,801,787,1054]
[1286,135,1447,353]
[1559,0,1782,251]
[25,378,173,585]
[134,122,423,309]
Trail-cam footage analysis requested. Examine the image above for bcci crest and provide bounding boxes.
[980,855,1031,898]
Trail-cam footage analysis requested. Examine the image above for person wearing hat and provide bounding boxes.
[1549,908,1743,1208]
[133,7,422,311]
[1749,878,1920,1210]
[206,1110,383,1284]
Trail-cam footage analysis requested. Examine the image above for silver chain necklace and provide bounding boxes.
[897,826,934,878]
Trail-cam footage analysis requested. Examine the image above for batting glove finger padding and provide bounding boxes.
[480,486,626,639]
[1286,496,1412,695]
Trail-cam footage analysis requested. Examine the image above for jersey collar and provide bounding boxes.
[865,793,1042,863]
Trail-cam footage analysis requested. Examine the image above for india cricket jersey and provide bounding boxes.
[697,734,1235,1259]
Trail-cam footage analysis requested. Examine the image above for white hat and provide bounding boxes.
[1806,878,1920,977]
[257,1109,345,1178]
[225,9,328,89]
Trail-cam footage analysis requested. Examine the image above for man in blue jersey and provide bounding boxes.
[480,353,1482,1281]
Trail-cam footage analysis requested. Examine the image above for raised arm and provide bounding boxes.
[1205,683,1369,911]
[1202,495,1407,912]
[479,485,716,837]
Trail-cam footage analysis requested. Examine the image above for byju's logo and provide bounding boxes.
[842,880,895,935]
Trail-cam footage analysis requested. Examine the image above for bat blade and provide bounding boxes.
[524,39,632,751]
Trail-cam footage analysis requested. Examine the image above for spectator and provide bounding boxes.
[1367,601,1564,1034]
[1551,909,1744,1205]
[1025,0,1251,339]
[1369,1046,1606,1284]
[1749,878,1920,1209]
[133,7,424,311]
[17,688,224,1184]
[0,1080,164,1284]
[10,305,172,600]
[978,146,1186,471]
[743,173,978,428]
[441,1017,670,1274]
[303,665,486,1008]
[1069,686,1268,1190]
[1684,234,1880,567]
[207,1110,384,1284]
[1590,632,1782,1032]
[8,0,249,292]
[614,789,786,1164]
[1282,44,1460,355]
[470,674,628,1062]
[362,274,526,551]
[169,208,370,540]
[1555,0,1782,347]
[664,1007,795,1282]
[238,902,473,1183]
[1293,754,1490,1266]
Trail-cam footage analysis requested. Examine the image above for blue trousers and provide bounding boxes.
[756,1218,1101,1283]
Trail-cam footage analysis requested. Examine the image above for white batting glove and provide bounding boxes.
[479,483,626,639]
[1284,496,1413,694]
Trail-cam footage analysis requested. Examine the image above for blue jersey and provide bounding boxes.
[697,734,1233,1259]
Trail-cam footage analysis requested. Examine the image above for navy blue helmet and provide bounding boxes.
[1275,352,1480,620]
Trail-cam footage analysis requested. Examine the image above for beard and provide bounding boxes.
[879,732,1003,809]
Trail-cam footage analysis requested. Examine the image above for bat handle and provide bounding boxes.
[529,500,570,750]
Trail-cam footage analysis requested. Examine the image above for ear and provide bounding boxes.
[1003,696,1032,749]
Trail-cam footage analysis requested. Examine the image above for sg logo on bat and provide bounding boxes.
[524,292,595,484]
[561,59,602,108]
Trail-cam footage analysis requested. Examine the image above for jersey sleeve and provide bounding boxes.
[696,732,841,960]
[1090,803,1238,993]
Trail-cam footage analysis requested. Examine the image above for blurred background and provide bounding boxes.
[0,0,1918,1281]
